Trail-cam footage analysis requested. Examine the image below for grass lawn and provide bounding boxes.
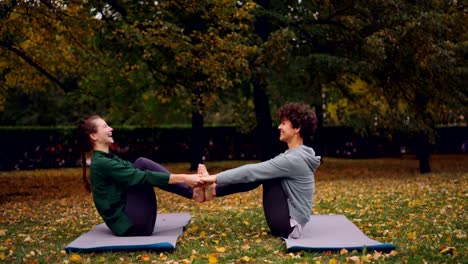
[0,155,466,263]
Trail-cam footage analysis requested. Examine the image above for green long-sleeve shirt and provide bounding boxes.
[90,150,170,236]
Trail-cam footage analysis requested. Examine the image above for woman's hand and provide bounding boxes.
[169,173,203,187]
[184,174,204,187]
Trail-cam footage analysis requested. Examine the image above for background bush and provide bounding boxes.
[0,126,466,170]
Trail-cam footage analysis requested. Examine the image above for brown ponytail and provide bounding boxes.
[77,114,101,192]
[81,153,91,192]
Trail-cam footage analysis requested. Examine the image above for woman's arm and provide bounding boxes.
[215,155,292,185]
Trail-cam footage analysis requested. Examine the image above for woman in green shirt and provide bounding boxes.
[77,114,204,236]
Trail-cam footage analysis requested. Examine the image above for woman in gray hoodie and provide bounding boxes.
[200,102,321,239]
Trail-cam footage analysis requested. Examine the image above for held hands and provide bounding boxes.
[196,164,216,201]
[182,164,215,188]
[183,174,204,188]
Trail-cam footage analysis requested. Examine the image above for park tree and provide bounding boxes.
[1,0,465,174]
[356,0,467,173]
[0,0,103,123]
[1,1,259,169]
[245,0,467,173]
[82,0,259,169]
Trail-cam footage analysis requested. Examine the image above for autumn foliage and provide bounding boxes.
[0,155,466,263]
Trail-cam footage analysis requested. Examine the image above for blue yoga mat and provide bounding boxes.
[283,215,396,252]
[65,212,191,253]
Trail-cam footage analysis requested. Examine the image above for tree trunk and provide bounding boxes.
[253,83,277,161]
[415,94,431,173]
[190,87,205,171]
[312,83,325,159]
[190,110,204,171]
[415,133,431,173]
[252,0,277,161]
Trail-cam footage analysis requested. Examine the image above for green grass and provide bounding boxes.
[0,155,466,263]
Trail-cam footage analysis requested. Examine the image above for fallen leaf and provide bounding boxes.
[69,254,81,263]
[240,255,251,262]
[215,246,226,253]
[208,253,218,263]
[159,253,168,260]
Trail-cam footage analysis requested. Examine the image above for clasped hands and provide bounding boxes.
[184,164,215,188]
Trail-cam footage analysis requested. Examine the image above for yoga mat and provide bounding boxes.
[65,212,191,253]
[283,215,396,252]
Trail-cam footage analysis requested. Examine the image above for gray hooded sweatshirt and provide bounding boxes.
[217,145,321,226]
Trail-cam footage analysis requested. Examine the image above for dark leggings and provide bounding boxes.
[216,179,294,238]
[123,157,193,236]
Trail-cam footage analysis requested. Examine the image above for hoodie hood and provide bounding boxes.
[289,145,321,172]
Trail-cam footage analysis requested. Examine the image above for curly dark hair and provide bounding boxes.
[277,102,317,139]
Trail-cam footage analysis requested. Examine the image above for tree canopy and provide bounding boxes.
[0,0,466,171]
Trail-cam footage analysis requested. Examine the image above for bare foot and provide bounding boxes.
[192,187,205,203]
[198,164,209,176]
[204,183,216,201]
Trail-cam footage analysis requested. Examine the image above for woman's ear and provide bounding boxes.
[89,133,98,142]
[294,126,301,134]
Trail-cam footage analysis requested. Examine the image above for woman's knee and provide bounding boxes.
[134,157,150,169]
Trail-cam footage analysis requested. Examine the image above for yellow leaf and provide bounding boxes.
[440,247,456,256]
[407,231,416,240]
[240,255,251,262]
[208,253,218,263]
[159,253,168,260]
[215,246,226,253]
[329,258,337,264]
[138,254,150,262]
[69,254,81,263]
[200,231,206,238]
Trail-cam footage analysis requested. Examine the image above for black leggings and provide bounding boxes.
[216,179,294,238]
[123,157,193,236]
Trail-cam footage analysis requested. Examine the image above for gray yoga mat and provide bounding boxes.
[283,215,396,252]
[65,212,191,252]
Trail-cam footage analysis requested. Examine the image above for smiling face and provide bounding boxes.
[278,118,300,144]
[89,118,114,150]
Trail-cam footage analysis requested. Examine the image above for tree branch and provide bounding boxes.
[0,39,75,92]
[0,0,18,21]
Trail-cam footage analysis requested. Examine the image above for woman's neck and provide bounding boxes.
[94,144,109,153]
[287,137,303,150]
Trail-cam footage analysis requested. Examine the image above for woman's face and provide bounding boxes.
[90,118,114,147]
[278,118,299,143]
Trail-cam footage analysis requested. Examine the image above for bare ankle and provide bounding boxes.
[193,187,205,203]
[205,183,216,201]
